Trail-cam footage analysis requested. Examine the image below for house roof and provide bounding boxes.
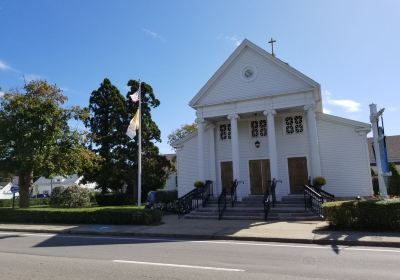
[368,135,400,164]
[189,39,320,108]
[33,174,81,187]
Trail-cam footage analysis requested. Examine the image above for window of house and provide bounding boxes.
[251,120,267,137]
[219,124,231,140]
[285,115,303,135]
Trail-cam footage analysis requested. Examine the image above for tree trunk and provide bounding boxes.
[18,170,33,208]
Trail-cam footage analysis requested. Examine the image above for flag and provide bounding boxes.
[130,91,139,102]
[126,110,140,139]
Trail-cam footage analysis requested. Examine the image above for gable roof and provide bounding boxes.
[368,135,400,164]
[189,39,320,108]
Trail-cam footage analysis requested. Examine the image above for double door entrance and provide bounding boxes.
[219,156,309,195]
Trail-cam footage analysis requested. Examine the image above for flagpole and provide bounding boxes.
[138,80,142,206]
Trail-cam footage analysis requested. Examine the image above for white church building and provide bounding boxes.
[173,39,372,200]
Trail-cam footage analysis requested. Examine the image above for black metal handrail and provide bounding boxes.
[304,185,335,217]
[267,178,282,207]
[218,189,227,220]
[230,179,243,207]
[202,180,213,207]
[263,191,271,221]
[176,180,213,218]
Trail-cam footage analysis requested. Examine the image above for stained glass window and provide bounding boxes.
[285,115,303,135]
[219,124,231,140]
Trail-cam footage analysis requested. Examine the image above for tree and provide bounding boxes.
[84,79,173,201]
[0,80,98,208]
[83,78,128,193]
[168,123,197,148]
[124,80,173,200]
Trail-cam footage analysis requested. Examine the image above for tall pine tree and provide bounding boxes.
[85,78,173,201]
[124,80,173,201]
[84,78,128,193]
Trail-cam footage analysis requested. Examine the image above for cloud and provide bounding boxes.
[142,28,165,42]
[0,91,4,97]
[218,34,242,47]
[322,90,362,113]
[387,106,398,112]
[0,60,11,71]
[323,107,332,114]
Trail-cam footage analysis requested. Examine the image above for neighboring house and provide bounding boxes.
[0,176,19,199]
[32,175,97,196]
[163,154,177,191]
[368,135,400,173]
[173,39,372,200]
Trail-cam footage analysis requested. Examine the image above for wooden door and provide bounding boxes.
[249,159,271,195]
[220,161,233,192]
[288,157,308,194]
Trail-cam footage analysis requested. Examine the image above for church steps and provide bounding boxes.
[184,194,320,221]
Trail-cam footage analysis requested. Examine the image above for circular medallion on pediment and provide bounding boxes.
[241,65,257,82]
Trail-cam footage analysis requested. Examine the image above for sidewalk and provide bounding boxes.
[0,215,399,248]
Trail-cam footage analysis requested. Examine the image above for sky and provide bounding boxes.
[1,0,399,154]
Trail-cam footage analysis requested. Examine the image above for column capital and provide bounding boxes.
[227,113,240,120]
[304,103,316,112]
[263,109,276,116]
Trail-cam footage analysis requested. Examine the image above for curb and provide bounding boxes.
[0,227,399,248]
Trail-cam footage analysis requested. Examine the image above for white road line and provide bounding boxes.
[113,259,245,272]
[1,231,399,254]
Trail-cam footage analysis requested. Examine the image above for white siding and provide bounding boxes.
[318,118,373,197]
[197,46,311,106]
[275,114,309,197]
[176,128,212,197]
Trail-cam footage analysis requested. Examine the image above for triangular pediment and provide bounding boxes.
[190,39,319,108]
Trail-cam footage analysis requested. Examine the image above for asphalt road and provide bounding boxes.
[0,231,399,280]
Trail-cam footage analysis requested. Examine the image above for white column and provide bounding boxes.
[304,104,322,178]
[196,117,205,181]
[228,114,240,181]
[264,109,278,180]
[209,124,217,195]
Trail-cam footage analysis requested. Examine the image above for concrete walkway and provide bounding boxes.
[0,215,399,247]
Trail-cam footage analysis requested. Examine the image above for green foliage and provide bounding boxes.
[388,163,400,196]
[95,193,134,206]
[83,78,128,193]
[313,176,326,187]
[0,80,99,208]
[150,190,178,203]
[0,198,50,207]
[323,198,400,230]
[0,207,161,225]
[194,181,205,188]
[168,123,197,147]
[84,78,173,201]
[50,186,91,208]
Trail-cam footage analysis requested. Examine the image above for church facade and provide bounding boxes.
[173,39,372,200]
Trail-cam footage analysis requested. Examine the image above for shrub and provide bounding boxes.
[0,198,50,208]
[151,190,178,204]
[388,163,400,196]
[323,198,400,230]
[194,181,204,188]
[0,207,161,225]
[95,193,134,206]
[50,186,91,208]
[313,176,326,188]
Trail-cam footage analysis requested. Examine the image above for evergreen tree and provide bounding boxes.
[84,78,128,193]
[84,79,172,201]
[124,80,173,201]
